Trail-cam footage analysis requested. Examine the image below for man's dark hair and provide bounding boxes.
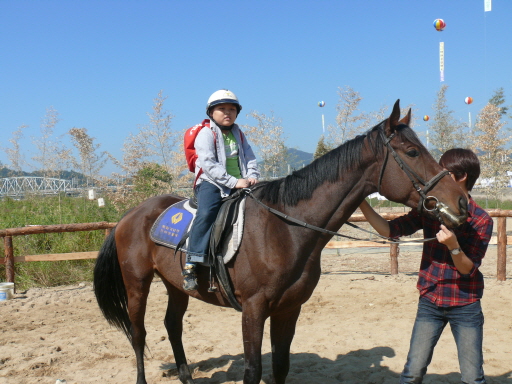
[439,148,480,191]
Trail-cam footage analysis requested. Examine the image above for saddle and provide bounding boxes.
[150,190,245,265]
[150,191,246,311]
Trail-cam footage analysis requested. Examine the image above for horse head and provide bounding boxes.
[375,100,468,229]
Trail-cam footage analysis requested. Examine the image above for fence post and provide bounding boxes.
[105,228,112,238]
[390,243,399,275]
[497,216,507,281]
[4,236,14,283]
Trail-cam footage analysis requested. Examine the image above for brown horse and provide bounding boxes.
[93,100,468,384]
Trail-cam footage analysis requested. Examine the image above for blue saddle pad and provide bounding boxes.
[150,199,196,252]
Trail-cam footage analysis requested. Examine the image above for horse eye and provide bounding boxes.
[406,149,420,157]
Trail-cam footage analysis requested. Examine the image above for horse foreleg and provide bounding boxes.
[163,285,194,384]
[269,306,302,384]
[241,301,267,384]
[126,277,153,384]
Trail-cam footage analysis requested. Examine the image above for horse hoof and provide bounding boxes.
[178,365,195,384]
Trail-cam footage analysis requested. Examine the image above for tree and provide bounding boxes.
[68,127,107,186]
[5,125,27,175]
[326,86,372,147]
[313,135,332,160]
[488,87,508,116]
[242,110,288,179]
[428,85,469,159]
[107,91,183,211]
[473,103,510,202]
[121,90,183,183]
[134,162,173,196]
[31,107,71,178]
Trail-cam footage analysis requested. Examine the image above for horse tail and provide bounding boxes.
[93,227,132,343]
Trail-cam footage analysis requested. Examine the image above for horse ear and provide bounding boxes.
[385,99,401,136]
[399,108,412,126]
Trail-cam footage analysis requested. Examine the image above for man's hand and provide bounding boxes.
[436,224,459,251]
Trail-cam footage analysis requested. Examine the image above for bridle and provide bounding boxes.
[244,127,452,244]
[377,128,450,218]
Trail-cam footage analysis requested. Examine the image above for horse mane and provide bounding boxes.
[256,121,423,207]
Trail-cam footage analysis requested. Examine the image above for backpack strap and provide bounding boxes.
[194,127,217,189]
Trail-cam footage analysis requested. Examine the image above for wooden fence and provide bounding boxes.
[1,210,510,284]
[1,222,116,283]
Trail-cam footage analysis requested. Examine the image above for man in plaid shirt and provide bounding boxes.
[359,148,492,384]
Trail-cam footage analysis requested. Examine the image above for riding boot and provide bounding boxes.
[182,263,198,291]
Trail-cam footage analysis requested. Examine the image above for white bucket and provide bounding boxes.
[0,282,14,301]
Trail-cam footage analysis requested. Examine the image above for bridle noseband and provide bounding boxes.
[377,129,450,216]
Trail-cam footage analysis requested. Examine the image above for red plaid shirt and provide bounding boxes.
[388,198,493,307]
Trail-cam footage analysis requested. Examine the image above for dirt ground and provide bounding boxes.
[1,232,511,384]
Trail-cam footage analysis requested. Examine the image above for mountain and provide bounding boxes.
[286,148,314,170]
[256,148,314,178]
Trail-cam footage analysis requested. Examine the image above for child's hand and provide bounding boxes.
[235,179,254,188]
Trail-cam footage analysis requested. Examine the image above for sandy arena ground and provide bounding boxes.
[1,236,511,384]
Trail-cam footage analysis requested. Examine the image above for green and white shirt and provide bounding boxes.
[222,131,242,179]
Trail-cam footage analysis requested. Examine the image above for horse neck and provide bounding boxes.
[322,135,384,229]
[286,152,379,251]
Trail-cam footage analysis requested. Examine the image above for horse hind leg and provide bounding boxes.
[163,283,195,384]
[126,274,154,384]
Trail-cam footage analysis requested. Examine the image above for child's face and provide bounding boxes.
[211,103,238,126]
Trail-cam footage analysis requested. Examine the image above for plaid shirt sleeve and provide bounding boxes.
[388,209,424,238]
[455,201,493,277]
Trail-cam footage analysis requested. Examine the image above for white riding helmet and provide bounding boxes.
[206,89,242,116]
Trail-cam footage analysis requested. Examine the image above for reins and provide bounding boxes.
[244,188,433,245]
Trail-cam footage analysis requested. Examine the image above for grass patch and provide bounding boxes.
[0,194,120,290]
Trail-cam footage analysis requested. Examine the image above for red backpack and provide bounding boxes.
[184,119,213,173]
[184,119,245,173]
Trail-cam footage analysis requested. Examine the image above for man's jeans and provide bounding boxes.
[186,181,223,263]
[400,297,486,384]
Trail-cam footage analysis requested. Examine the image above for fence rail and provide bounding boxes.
[1,210,509,284]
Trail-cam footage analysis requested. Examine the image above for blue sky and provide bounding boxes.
[1,0,510,175]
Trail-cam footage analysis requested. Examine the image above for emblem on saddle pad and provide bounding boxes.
[171,212,183,224]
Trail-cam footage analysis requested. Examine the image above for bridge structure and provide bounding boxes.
[0,177,80,198]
